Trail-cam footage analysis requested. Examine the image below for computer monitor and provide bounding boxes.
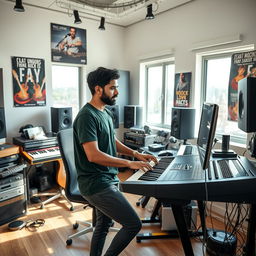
[197,103,219,170]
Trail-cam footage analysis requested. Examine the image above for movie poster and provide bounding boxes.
[173,72,192,107]
[12,56,46,107]
[228,50,256,121]
[51,23,86,65]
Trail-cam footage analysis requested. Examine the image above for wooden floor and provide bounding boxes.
[0,171,226,256]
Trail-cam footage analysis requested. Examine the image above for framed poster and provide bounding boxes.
[51,23,86,65]
[228,50,256,121]
[12,56,46,107]
[173,72,192,107]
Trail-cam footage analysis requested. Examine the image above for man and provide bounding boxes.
[176,72,189,91]
[73,67,157,256]
[59,27,82,56]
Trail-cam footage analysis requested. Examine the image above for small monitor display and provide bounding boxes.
[197,103,219,170]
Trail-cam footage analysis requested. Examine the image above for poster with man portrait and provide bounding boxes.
[228,50,256,121]
[173,72,192,107]
[51,23,86,65]
[11,56,46,107]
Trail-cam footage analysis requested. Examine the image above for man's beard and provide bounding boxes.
[101,91,117,106]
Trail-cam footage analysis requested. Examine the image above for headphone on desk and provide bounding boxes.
[19,124,34,139]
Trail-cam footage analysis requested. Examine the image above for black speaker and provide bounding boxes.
[238,77,256,132]
[105,105,119,129]
[0,107,6,139]
[124,105,143,128]
[171,107,195,140]
[0,193,27,226]
[51,107,72,133]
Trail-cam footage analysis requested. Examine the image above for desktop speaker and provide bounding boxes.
[238,77,256,132]
[124,105,143,128]
[51,107,72,133]
[0,107,6,139]
[105,105,119,129]
[171,107,195,140]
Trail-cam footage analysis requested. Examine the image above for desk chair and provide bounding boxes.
[57,128,119,246]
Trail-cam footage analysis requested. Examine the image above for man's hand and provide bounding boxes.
[127,160,154,172]
[134,152,158,165]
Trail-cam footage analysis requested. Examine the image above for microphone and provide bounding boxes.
[56,33,70,47]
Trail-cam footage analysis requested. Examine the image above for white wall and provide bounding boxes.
[124,0,256,107]
[0,1,126,141]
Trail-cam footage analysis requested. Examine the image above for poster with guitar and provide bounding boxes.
[228,50,256,121]
[51,23,86,65]
[11,56,46,107]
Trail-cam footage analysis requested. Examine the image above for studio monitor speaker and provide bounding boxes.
[238,77,256,132]
[51,107,72,133]
[105,105,120,129]
[0,107,6,139]
[124,105,143,128]
[171,107,195,140]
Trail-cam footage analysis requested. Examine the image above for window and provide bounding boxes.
[145,62,175,128]
[202,54,247,144]
[52,65,80,119]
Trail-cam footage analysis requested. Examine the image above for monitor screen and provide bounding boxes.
[197,103,219,170]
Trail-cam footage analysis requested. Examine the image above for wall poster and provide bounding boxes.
[228,50,256,121]
[173,72,192,107]
[12,56,46,107]
[51,23,86,65]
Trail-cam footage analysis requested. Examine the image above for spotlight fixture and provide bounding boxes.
[98,17,105,30]
[14,0,25,12]
[145,4,154,20]
[73,10,82,24]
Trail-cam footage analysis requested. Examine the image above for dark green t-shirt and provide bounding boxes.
[73,103,119,196]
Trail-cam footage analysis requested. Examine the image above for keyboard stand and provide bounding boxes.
[136,196,150,208]
[136,199,203,244]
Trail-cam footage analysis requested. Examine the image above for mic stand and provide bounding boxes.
[55,34,69,48]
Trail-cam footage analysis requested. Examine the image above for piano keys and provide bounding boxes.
[21,146,61,164]
[120,155,256,204]
[126,157,174,182]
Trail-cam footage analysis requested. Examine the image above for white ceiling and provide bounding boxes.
[8,0,194,27]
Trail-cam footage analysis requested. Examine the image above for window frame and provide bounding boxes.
[200,50,252,145]
[51,64,82,120]
[145,61,175,129]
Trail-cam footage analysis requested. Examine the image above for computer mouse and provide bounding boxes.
[158,150,173,157]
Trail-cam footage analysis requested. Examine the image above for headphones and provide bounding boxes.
[19,124,34,139]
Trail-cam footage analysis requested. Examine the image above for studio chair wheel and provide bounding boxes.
[66,239,72,246]
[73,223,79,229]
[70,206,74,211]
[136,201,140,206]
[40,204,44,209]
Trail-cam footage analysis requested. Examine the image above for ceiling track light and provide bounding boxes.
[145,4,154,20]
[73,10,82,24]
[98,17,105,30]
[14,0,25,12]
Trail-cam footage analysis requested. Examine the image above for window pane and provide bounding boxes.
[205,57,246,142]
[164,64,175,125]
[146,66,163,124]
[52,65,79,119]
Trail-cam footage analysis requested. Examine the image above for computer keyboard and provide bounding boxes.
[0,164,27,178]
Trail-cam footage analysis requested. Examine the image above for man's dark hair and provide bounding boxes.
[87,67,120,95]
